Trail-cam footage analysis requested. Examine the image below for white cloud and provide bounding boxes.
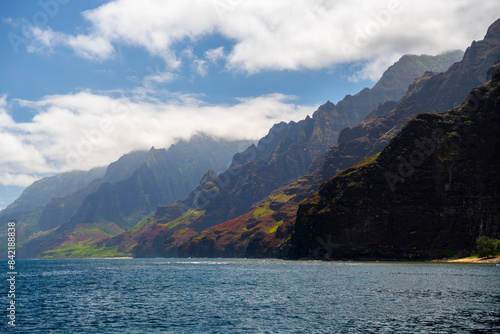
[0,90,313,187]
[24,26,114,61]
[144,71,175,87]
[0,173,39,187]
[348,54,403,82]
[25,26,60,53]
[193,59,208,76]
[66,34,115,61]
[205,46,224,63]
[26,0,500,80]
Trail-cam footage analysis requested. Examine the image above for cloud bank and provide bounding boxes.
[0,90,313,187]
[3,0,499,192]
[22,0,500,80]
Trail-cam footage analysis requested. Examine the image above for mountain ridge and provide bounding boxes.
[123,51,464,258]
[290,67,500,260]
[176,19,500,259]
[8,134,252,258]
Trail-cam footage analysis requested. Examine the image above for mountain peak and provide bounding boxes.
[485,18,500,39]
[291,73,500,260]
[370,50,463,99]
[323,100,335,108]
[200,169,217,183]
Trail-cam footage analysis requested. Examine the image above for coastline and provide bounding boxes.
[14,256,500,263]
[432,256,500,264]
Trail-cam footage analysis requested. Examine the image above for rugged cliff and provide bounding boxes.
[290,69,500,260]
[129,52,462,258]
[14,134,251,258]
[177,19,500,259]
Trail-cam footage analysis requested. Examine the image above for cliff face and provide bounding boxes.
[131,52,462,258]
[190,51,465,228]
[35,150,151,232]
[290,70,500,260]
[318,19,500,183]
[177,20,500,259]
[15,135,252,258]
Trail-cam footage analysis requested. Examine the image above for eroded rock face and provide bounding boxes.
[176,21,499,260]
[290,70,500,260]
[169,53,465,259]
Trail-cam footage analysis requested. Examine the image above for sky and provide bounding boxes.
[0,0,498,210]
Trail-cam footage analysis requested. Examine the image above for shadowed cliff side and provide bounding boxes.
[290,69,500,260]
[131,52,463,257]
[177,19,500,259]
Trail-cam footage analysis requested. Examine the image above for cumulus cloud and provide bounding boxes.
[65,34,115,61]
[24,0,500,80]
[0,90,313,187]
[205,47,224,63]
[24,26,114,61]
[144,71,175,87]
[193,59,208,76]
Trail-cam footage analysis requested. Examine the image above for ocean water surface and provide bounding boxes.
[1,258,499,333]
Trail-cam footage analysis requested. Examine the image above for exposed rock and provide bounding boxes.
[290,69,500,260]
[149,52,463,258]
[177,20,499,259]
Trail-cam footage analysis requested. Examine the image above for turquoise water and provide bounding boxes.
[1,259,499,333]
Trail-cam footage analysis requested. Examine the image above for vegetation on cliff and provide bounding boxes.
[476,236,500,258]
[290,68,500,260]
[176,22,500,259]
[127,52,462,258]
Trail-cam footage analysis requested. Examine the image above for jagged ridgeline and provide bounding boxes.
[105,51,464,258]
[9,17,500,260]
[291,66,500,260]
[0,134,253,259]
[177,19,500,259]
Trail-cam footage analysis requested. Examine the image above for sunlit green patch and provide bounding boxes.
[253,202,274,218]
[159,209,205,229]
[267,220,283,234]
[272,193,294,203]
[177,228,190,235]
[40,241,129,259]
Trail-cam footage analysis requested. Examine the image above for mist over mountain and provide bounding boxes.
[177,19,500,259]
[0,134,252,258]
[104,51,463,258]
[0,167,106,221]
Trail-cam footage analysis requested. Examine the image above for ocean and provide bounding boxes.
[1,258,499,333]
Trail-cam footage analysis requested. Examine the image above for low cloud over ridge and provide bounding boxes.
[0,90,313,187]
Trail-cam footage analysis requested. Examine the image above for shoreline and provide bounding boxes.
[432,256,500,264]
[14,256,500,263]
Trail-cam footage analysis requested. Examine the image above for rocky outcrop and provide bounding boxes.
[290,69,500,260]
[16,134,252,258]
[139,52,463,258]
[177,20,500,259]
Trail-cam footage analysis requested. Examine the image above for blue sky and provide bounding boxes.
[1,0,371,109]
[0,0,498,209]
